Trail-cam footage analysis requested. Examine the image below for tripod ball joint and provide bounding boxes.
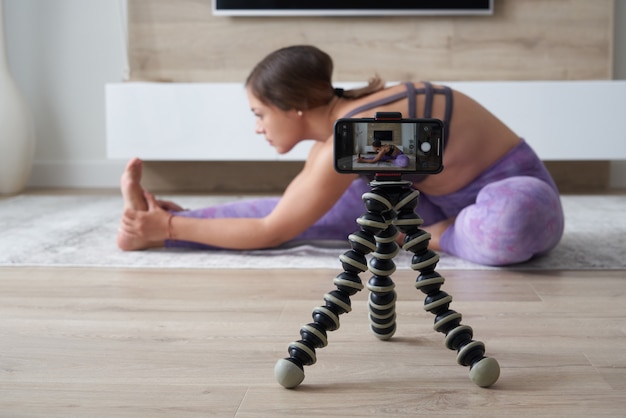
[357,212,388,235]
[368,257,396,277]
[403,230,432,254]
[362,190,393,213]
[334,271,365,295]
[348,230,376,254]
[300,322,328,348]
[339,249,368,273]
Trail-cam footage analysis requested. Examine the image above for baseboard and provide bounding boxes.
[140,161,305,194]
[143,160,612,194]
[26,159,616,193]
[544,161,610,193]
[610,161,626,189]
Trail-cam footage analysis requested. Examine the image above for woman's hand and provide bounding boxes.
[118,191,172,250]
[155,198,185,212]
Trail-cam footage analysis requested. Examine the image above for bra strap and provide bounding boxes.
[423,81,434,118]
[404,82,417,118]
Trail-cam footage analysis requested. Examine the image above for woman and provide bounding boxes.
[357,139,409,167]
[118,45,564,266]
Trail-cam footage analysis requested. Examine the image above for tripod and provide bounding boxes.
[274,174,500,389]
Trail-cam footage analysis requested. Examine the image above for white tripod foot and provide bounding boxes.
[275,358,305,389]
[469,357,500,388]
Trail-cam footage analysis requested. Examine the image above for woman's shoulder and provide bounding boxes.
[307,137,333,160]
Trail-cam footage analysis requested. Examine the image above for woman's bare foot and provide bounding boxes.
[394,218,455,251]
[121,158,148,211]
[116,228,162,251]
[421,218,455,251]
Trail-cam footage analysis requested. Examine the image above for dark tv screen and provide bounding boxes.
[213,1,493,16]
[373,130,393,142]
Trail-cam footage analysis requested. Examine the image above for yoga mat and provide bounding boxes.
[0,194,624,270]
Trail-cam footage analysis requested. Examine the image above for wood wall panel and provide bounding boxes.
[127,0,615,193]
[128,0,613,83]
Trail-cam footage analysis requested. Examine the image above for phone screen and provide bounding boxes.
[334,118,444,174]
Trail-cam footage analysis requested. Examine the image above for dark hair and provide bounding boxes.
[246,45,385,111]
[372,139,382,148]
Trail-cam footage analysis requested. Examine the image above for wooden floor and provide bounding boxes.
[1,267,625,417]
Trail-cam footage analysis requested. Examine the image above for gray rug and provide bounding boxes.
[0,194,624,270]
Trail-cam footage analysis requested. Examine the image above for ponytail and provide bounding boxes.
[340,75,386,100]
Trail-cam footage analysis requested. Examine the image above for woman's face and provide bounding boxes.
[246,88,301,154]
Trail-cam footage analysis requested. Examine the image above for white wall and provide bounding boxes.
[3,0,127,188]
[3,0,626,189]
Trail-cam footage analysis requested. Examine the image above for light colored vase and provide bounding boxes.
[0,0,35,195]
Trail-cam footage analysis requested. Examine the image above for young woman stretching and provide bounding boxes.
[357,139,410,167]
[117,45,564,266]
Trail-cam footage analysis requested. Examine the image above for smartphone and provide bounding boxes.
[334,117,444,174]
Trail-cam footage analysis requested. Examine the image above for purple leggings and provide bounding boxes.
[166,177,371,250]
[168,140,564,266]
[420,140,563,265]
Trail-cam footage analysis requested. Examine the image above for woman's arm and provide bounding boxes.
[357,147,387,163]
[120,140,357,250]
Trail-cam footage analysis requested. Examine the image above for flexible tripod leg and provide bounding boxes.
[274,233,370,388]
[364,188,400,340]
[274,184,392,388]
[394,186,500,388]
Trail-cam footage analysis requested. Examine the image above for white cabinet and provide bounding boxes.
[106,81,626,161]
